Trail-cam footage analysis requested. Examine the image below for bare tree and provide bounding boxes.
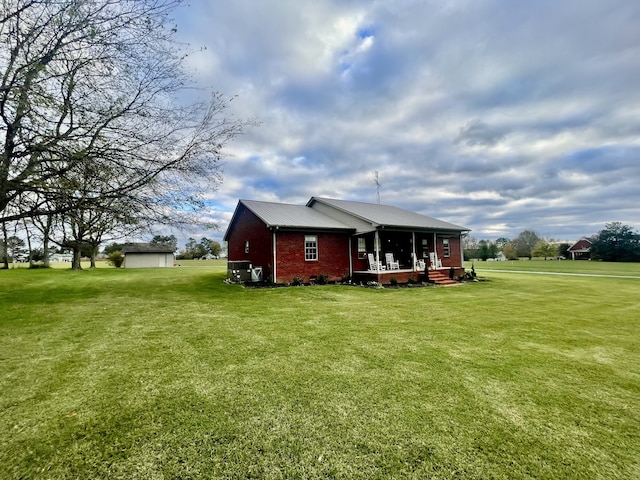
[1,0,249,226]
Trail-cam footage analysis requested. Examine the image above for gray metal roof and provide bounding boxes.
[224,197,470,241]
[239,199,354,230]
[308,197,470,232]
[122,242,175,253]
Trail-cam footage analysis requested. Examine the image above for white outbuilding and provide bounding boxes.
[122,243,175,268]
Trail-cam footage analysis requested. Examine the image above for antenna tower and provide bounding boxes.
[374,171,381,204]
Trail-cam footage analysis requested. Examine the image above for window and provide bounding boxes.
[244,240,250,254]
[305,235,318,261]
[357,237,366,259]
[421,238,429,258]
[443,238,450,257]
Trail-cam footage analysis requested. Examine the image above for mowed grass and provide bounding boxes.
[467,259,640,277]
[1,265,639,479]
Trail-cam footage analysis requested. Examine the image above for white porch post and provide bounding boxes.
[412,231,417,270]
[433,232,438,268]
[374,230,380,273]
[460,235,464,268]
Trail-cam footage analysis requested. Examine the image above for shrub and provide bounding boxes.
[108,251,124,268]
[389,277,398,286]
[316,273,329,285]
[291,276,304,286]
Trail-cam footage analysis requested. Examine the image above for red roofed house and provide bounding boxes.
[567,237,593,260]
[224,197,469,285]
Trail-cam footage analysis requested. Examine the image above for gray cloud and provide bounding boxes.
[170,0,640,243]
[455,120,508,147]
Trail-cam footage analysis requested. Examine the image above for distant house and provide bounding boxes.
[488,252,507,262]
[567,237,593,260]
[122,243,175,268]
[49,253,73,262]
[224,197,470,284]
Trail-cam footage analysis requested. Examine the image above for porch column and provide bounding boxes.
[433,232,438,269]
[459,236,464,268]
[374,230,381,273]
[412,231,417,270]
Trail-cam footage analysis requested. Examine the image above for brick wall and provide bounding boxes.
[435,235,463,268]
[226,206,273,277]
[275,231,351,283]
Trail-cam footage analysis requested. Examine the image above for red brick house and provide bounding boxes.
[224,197,469,284]
[567,237,593,260]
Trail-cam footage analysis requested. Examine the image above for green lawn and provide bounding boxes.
[1,265,639,479]
[467,259,640,277]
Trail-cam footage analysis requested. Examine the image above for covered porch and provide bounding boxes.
[352,267,464,285]
[351,228,465,284]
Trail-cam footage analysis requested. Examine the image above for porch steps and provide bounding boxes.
[426,269,459,286]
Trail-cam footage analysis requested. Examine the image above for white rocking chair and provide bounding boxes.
[367,253,385,271]
[412,253,425,271]
[385,253,400,270]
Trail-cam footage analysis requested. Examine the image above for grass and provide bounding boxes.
[1,263,639,479]
[7,258,227,270]
[467,259,640,276]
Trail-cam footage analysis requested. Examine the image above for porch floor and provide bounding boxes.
[353,267,463,286]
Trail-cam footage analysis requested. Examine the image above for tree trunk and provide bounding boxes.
[23,218,34,268]
[1,222,8,269]
[43,235,51,268]
[90,246,97,268]
[43,216,52,268]
[72,246,82,270]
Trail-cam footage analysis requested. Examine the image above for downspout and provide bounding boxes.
[272,228,278,283]
[348,236,353,278]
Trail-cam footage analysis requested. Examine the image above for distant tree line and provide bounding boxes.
[590,222,640,262]
[0,1,249,270]
[464,222,640,263]
[177,237,222,260]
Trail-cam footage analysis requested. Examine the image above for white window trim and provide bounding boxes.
[305,235,318,261]
[357,237,367,259]
[443,238,451,257]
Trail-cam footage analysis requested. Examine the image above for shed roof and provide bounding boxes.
[122,242,175,254]
[308,197,469,232]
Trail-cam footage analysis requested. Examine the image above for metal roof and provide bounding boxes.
[224,197,470,241]
[239,199,354,230]
[122,242,175,253]
[308,197,470,232]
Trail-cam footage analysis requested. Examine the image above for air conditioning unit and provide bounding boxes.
[227,260,252,282]
[251,266,263,282]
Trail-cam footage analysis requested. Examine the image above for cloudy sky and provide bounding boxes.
[171,0,640,244]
